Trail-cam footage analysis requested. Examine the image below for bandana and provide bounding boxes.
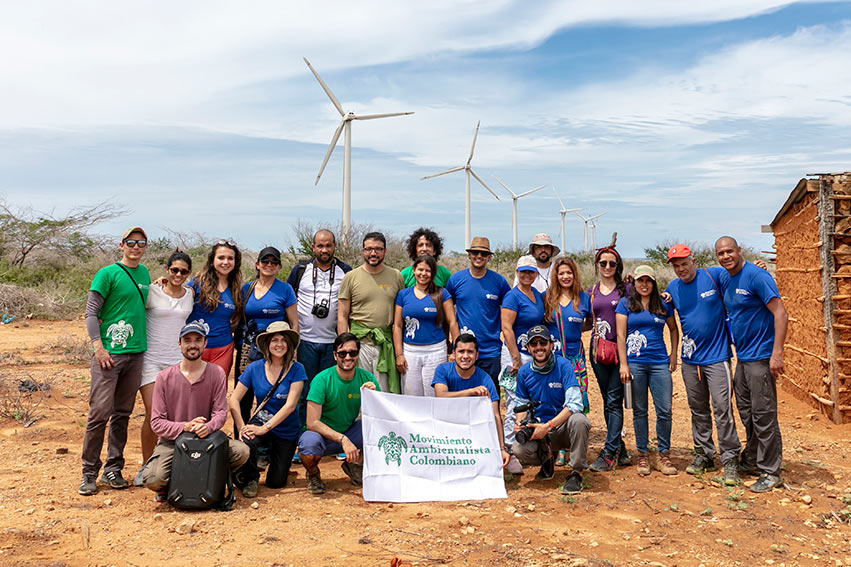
[530,354,555,375]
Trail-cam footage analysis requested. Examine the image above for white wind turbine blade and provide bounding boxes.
[467,121,480,166]
[420,165,464,181]
[315,118,346,185]
[470,169,500,200]
[493,176,517,198]
[553,188,567,210]
[573,210,588,221]
[353,112,414,120]
[588,212,606,221]
[303,58,345,117]
[517,184,546,198]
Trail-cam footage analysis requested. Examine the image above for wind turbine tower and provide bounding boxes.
[304,57,414,240]
[420,122,500,248]
[494,177,546,248]
[574,211,606,252]
[552,188,581,254]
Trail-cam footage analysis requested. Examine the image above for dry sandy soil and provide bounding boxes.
[1,320,850,567]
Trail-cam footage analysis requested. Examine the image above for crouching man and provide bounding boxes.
[511,325,591,494]
[142,321,251,501]
[297,332,379,494]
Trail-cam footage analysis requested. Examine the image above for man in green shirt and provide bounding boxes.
[79,227,151,496]
[297,333,379,495]
[399,227,452,287]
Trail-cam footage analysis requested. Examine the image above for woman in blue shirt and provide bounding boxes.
[615,265,680,477]
[393,255,458,396]
[229,321,306,494]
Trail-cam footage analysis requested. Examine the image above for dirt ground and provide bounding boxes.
[1,321,850,567]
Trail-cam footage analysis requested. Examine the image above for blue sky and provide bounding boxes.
[1,1,850,257]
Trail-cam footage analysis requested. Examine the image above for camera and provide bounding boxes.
[514,400,541,445]
[311,298,330,319]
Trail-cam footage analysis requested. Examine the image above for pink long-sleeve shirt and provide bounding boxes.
[150,362,228,441]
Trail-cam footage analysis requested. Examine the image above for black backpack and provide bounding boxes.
[167,431,235,511]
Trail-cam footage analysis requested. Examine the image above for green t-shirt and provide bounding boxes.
[90,262,151,354]
[400,264,452,288]
[338,265,404,329]
[306,366,380,434]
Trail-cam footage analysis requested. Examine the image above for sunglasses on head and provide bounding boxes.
[169,267,190,275]
[597,260,617,268]
[216,239,237,247]
[528,338,549,347]
[335,349,360,359]
[469,250,490,257]
[123,239,147,248]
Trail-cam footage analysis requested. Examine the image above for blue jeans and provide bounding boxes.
[297,421,363,456]
[297,340,336,427]
[590,359,626,457]
[629,362,673,454]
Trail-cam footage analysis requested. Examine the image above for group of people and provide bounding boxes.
[78,224,788,502]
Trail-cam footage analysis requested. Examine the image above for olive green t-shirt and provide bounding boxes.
[338,264,404,329]
[90,262,151,354]
[306,366,380,434]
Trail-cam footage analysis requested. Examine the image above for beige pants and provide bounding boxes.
[358,342,389,392]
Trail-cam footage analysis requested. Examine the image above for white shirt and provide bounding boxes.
[296,261,346,343]
[144,284,194,365]
[512,264,552,293]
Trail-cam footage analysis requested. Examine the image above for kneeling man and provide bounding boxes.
[297,332,379,494]
[512,325,590,494]
[142,321,251,500]
[432,334,511,467]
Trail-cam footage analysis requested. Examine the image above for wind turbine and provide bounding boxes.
[304,57,414,240]
[420,121,500,248]
[552,188,581,254]
[574,211,606,252]
[494,177,546,248]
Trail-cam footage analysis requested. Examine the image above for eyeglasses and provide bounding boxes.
[216,239,237,247]
[363,247,385,253]
[169,267,190,275]
[597,260,617,268]
[468,250,491,257]
[123,239,147,248]
[528,339,549,347]
[335,349,360,359]
[259,259,280,266]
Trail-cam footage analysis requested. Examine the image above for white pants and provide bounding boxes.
[402,342,447,397]
[358,342,389,392]
[500,345,532,450]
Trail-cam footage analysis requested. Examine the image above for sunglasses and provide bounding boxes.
[216,239,237,247]
[468,250,491,257]
[169,267,191,276]
[597,260,617,268]
[259,259,280,266]
[528,339,549,347]
[123,239,147,248]
[363,247,385,253]
[335,349,360,359]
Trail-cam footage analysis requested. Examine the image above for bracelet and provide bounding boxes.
[547,420,555,430]
[396,354,405,359]
[340,434,346,444]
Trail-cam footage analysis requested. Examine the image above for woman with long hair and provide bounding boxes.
[134,250,194,486]
[230,321,306,495]
[187,240,243,375]
[615,265,679,477]
[393,255,458,396]
[586,245,632,472]
[544,256,592,466]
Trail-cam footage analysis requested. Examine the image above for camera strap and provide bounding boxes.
[312,259,335,307]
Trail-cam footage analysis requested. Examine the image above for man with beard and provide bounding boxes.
[511,325,590,494]
[338,232,404,393]
[513,233,559,292]
[142,321,251,501]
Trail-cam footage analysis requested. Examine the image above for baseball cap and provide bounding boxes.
[633,265,656,281]
[516,255,538,272]
[179,320,209,339]
[257,246,281,263]
[526,325,551,343]
[122,226,147,241]
[666,244,692,263]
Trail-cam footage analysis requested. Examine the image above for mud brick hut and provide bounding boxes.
[765,172,851,424]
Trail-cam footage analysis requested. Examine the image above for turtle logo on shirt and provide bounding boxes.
[459,325,475,336]
[517,332,529,349]
[595,318,611,338]
[188,319,211,335]
[682,335,696,359]
[404,316,420,339]
[106,320,134,349]
[626,330,647,357]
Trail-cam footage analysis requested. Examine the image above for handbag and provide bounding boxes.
[247,363,289,427]
[590,285,619,365]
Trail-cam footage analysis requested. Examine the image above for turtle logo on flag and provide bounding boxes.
[377,431,408,466]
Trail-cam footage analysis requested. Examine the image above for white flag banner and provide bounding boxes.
[361,389,507,502]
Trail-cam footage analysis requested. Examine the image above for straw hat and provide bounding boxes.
[255,321,300,358]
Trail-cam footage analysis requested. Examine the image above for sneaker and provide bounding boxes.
[336,453,347,461]
[307,471,326,495]
[242,479,259,498]
[292,453,302,464]
[555,449,567,467]
[738,459,760,477]
[341,461,363,486]
[99,470,130,489]
[559,471,583,494]
[78,475,97,496]
[750,474,783,493]
[537,458,555,480]
[636,455,651,476]
[685,449,715,475]
[133,467,145,487]
[616,447,632,467]
[506,455,524,475]
[657,453,678,475]
[257,456,270,471]
[723,459,741,486]
[589,451,615,472]
[154,489,167,503]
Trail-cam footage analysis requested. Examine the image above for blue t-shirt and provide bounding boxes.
[665,267,731,365]
[238,360,307,440]
[431,362,499,402]
[187,281,236,349]
[615,298,675,365]
[515,356,580,423]
[719,261,780,362]
[242,279,297,332]
[395,287,451,346]
[445,269,511,358]
[546,291,591,356]
[502,287,545,356]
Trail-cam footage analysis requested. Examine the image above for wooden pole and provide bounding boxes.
[818,176,842,424]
